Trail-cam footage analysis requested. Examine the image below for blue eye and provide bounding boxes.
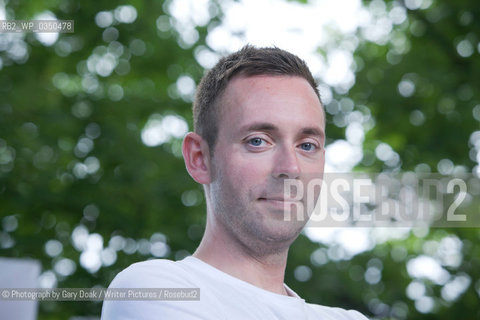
[300,143,315,151]
[249,138,263,146]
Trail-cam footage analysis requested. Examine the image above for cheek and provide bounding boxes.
[223,158,269,196]
[304,152,326,173]
[215,142,273,186]
[232,156,269,180]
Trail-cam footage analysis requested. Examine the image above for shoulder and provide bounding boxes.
[108,259,193,288]
[306,303,369,320]
[102,259,211,320]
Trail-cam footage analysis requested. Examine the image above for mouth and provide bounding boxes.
[257,197,302,213]
[258,193,301,199]
[258,197,301,204]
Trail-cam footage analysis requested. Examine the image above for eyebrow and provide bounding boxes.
[241,122,278,133]
[301,127,324,139]
[239,122,324,139]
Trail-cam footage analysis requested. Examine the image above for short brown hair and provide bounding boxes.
[193,45,322,152]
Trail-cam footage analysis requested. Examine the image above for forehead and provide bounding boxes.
[218,75,325,135]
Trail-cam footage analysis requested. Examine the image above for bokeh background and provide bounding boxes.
[1,0,479,319]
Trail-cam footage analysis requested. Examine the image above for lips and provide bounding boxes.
[258,196,301,202]
[258,197,302,213]
[258,197,301,204]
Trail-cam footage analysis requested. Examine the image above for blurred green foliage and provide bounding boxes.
[0,0,479,319]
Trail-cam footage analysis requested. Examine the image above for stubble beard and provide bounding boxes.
[209,168,306,258]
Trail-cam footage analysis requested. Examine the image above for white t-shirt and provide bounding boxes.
[101,257,368,320]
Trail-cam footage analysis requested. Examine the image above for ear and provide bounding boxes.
[182,132,212,184]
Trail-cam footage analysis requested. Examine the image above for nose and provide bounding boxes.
[272,145,300,179]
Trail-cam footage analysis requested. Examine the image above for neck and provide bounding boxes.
[193,219,290,296]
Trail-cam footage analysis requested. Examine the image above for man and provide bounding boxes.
[101,45,368,319]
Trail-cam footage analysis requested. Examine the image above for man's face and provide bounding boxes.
[207,75,325,254]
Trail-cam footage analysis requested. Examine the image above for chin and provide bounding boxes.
[261,222,305,243]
